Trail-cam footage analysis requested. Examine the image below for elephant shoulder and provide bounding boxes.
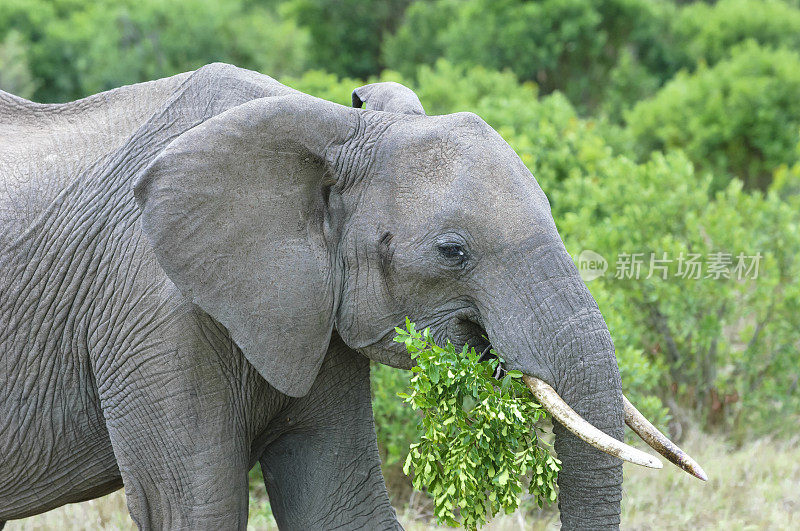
[0,73,193,241]
[0,64,297,248]
[187,63,299,102]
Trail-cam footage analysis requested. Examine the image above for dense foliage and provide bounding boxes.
[627,43,800,190]
[557,152,800,436]
[383,0,680,114]
[2,0,799,521]
[0,0,310,101]
[395,321,559,529]
[675,0,800,67]
[285,0,412,78]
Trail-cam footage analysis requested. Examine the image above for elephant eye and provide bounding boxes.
[437,243,468,264]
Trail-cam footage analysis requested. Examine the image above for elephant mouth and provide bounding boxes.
[447,313,491,353]
[452,317,707,481]
[477,345,507,379]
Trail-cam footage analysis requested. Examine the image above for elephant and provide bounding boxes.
[0,63,704,530]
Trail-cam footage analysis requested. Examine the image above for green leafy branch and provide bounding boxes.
[395,319,560,530]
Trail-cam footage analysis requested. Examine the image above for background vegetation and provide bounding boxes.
[2,0,798,528]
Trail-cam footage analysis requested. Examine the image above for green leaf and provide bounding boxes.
[496,469,509,486]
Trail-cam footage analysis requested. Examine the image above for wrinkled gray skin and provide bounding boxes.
[0,64,623,530]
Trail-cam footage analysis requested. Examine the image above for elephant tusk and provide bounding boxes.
[522,375,663,469]
[623,395,708,481]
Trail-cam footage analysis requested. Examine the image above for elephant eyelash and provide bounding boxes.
[437,243,469,265]
[379,231,393,247]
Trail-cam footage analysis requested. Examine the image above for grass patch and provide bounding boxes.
[7,429,798,530]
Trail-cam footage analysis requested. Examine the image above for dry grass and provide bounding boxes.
[7,429,798,530]
[620,430,800,530]
[4,493,134,531]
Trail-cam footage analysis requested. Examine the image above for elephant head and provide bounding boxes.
[134,80,704,529]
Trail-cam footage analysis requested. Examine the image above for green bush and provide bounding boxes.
[283,0,412,78]
[556,150,800,434]
[600,47,662,123]
[379,0,459,79]
[676,0,800,67]
[0,0,310,101]
[383,0,679,113]
[626,42,800,190]
[0,30,37,97]
[370,363,420,501]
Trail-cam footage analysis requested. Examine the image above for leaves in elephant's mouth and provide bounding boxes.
[394,318,560,531]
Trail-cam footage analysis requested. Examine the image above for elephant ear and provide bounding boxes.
[351,82,425,115]
[134,94,355,397]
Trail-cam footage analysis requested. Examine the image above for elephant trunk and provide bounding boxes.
[545,315,625,530]
[483,245,627,529]
[483,240,705,526]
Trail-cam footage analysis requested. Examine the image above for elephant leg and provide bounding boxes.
[95,312,251,530]
[259,334,402,531]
